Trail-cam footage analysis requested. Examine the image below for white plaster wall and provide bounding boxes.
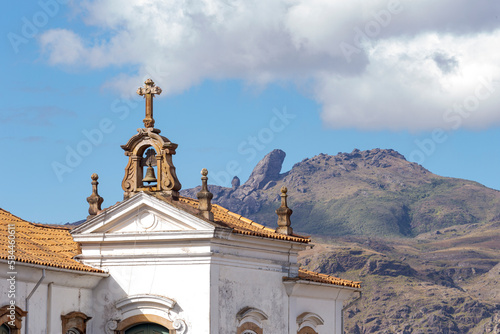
[288,296,338,334]
[286,283,358,334]
[215,263,289,334]
[0,264,97,334]
[88,261,212,334]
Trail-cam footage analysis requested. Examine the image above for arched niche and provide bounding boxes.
[236,307,268,334]
[296,312,324,334]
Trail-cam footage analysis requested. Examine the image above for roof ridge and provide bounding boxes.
[297,268,361,288]
[178,196,310,243]
[0,208,25,222]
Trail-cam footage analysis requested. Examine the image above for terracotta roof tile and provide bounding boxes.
[177,196,311,243]
[1,198,358,288]
[288,268,361,288]
[0,209,104,273]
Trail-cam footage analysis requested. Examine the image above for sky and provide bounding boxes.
[1,0,500,224]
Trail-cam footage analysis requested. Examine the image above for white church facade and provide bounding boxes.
[0,79,360,334]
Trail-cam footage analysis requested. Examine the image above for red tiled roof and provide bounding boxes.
[177,196,311,243]
[285,268,361,288]
[0,209,104,273]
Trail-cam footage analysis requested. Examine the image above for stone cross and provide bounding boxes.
[137,78,162,128]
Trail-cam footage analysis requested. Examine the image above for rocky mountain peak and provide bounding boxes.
[242,149,286,189]
[291,148,412,175]
[317,148,406,163]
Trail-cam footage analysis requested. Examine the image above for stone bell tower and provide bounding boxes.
[121,79,182,199]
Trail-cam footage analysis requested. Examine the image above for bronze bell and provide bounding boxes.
[143,166,157,184]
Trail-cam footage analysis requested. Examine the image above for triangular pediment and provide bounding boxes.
[72,192,215,235]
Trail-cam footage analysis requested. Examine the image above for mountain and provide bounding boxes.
[299,221,500,333]
[182,148,500,237]
[182,148,500,333]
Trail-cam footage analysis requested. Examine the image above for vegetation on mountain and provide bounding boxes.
[182,148,500,238]
[182,148,500,333]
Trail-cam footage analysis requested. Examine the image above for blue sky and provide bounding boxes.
[1,0,500,224]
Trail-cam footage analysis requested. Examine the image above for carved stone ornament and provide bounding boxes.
[121,81,182,199]
[172,319,187,334]
[276,186,293,235]
[87,173,104,217]
[61,311,91,334]
[196,168,214,221]
[137,78,162,128]
[112,294,187,334]
[105,320,118,334]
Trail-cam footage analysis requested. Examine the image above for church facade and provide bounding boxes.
[0,79,360,334]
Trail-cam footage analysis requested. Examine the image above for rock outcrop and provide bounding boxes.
[181,148,500,237]
[242,149,286,189]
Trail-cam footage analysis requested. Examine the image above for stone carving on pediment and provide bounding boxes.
[137,211,157,230]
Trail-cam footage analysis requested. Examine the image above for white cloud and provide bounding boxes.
[38,0,500,131]
[318,32,500,131]
[39,29,86,65]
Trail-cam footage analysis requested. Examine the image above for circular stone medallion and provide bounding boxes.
[138,211,156,230]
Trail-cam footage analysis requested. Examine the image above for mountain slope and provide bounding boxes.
[299,221,500,333]
[182,148,500,333]
[182,148,500,237]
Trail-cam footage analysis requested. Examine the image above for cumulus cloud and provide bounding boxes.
[318,32,500,131]
[38,0,500,131]
[39,29,86,65]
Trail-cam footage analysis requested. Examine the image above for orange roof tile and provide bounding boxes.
[1,199,358,288]
[286,268,361,288]
[177,196,311,244]
[0,209,104,273]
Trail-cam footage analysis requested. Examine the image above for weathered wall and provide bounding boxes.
[216,263,288,334]
[0,263,98,334]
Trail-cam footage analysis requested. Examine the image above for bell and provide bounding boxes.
[142,166,157,184]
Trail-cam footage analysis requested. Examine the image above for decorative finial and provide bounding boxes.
[137,78,162,128]
[197,168,214,221]
[87,173,104,218]
[276,186,293,235]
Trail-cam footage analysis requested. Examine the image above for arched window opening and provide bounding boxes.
[0,324,11,334]
[297,326,318,334]
[66,328,82,334]
[242,330,258,334]
[125,323,169,334]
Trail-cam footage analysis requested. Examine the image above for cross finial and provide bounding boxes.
[137,78,162,128]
